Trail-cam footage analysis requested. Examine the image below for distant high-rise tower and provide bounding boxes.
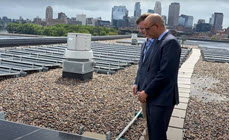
[161,15,167,25]
[58,12,66,20]
[168,2,180,27]
[111,6,128,28]
[213,12,224,31]
[46,6,53,21]
[58,12,68,24]
[147,9,154,13]
[76,14,86,25]
[197,19,205,24]
[154,1,162,15]
[134,2,141,18]
[178,14,193,28]
[209,14,215,25]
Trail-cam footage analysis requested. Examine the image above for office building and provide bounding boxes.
[67,17,82,25]
[213,12,224,31]
[111,6,129,28]
[161,15,167,25]
[58,12,67,24]
[209,14,215,25]
[196,23,211,32]
[97,20,111,27]
[58,12,67,20]
[33,16,42,25]
[76,14,86,25]
[46,6,53,21]
[134,2,141,18]
[2,16,11,23]
[154,1,162,15]
[86,17,98,26]
[178,14,193,28]
[198,19,205,24]
[45,6,66,26]
[147,9,154,13]
[168,2,180,27]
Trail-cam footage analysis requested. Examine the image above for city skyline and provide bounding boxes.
[0,0,229,28]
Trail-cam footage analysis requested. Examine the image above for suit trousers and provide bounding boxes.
[146,104,174,140]
[141,102,149,140]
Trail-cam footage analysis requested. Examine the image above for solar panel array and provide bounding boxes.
[0,43,191,77]
[200,47,229,63]
[0,119,98,140]
[180,47,192,66]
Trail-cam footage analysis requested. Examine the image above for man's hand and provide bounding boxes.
[132,85,137,95]
[138,90,148,103]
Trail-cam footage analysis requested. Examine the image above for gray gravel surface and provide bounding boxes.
[183,57,229,139]
[0,65,141,139]
[0,46,228,140]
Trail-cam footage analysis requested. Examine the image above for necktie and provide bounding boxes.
[143,40,159,62]
[143,40,152,62]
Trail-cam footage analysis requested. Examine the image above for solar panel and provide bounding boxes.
[200,47,229,63]
[0,119,98,140]
[0,42,191,77]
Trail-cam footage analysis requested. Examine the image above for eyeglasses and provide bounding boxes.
[137,27,145,31]
[144,24,156,31]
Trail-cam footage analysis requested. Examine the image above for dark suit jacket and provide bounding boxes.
[135,33,181,106]
[134,41,146,86]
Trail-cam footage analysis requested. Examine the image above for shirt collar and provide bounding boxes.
[158,30,168,41]
[145,37,154,43]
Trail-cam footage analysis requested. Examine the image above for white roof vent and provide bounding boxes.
[62,33,94,80]
[131,33,138,45]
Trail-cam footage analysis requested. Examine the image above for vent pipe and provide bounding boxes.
[131,33,138,45]
[62,33,94,80]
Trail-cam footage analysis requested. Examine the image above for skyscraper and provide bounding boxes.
[58,12,67,24]
[197,19,205,24]
[178,14,193,28]
[196,23,211,32]
[161,15,167,25]
[209,14,215,25]
[58,12,66,20]
[154,1,162,15]
[213,12,224,31]
[111,6,128,28]
[45,6,66,26]
[46,6,53,21]
[168,2,180,27]
[147,9,154,14]
[134,2,141,18]
[76,14,86,25]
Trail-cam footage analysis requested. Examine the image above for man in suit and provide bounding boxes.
[133,13,153,140]
[137,14,181,140]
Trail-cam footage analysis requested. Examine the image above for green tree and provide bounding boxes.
[100,31,106,36]
[6,23,118,36]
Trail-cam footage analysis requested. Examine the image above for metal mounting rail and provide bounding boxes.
[94,54,134,63]
[93,52,140,59]
[94,57,130,66]
[0,59,45,72]
[23,48,63,55]
[94,63,124,70]
[94,68,116,74]
[0,66,27,77]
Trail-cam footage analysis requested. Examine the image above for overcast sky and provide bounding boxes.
[0,0,229,28]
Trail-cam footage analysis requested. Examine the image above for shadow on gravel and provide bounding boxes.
[55,76,92,86]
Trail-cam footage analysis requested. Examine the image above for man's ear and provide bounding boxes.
[155,23,160,28]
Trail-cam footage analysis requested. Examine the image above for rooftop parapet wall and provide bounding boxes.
[0,35,131,47]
